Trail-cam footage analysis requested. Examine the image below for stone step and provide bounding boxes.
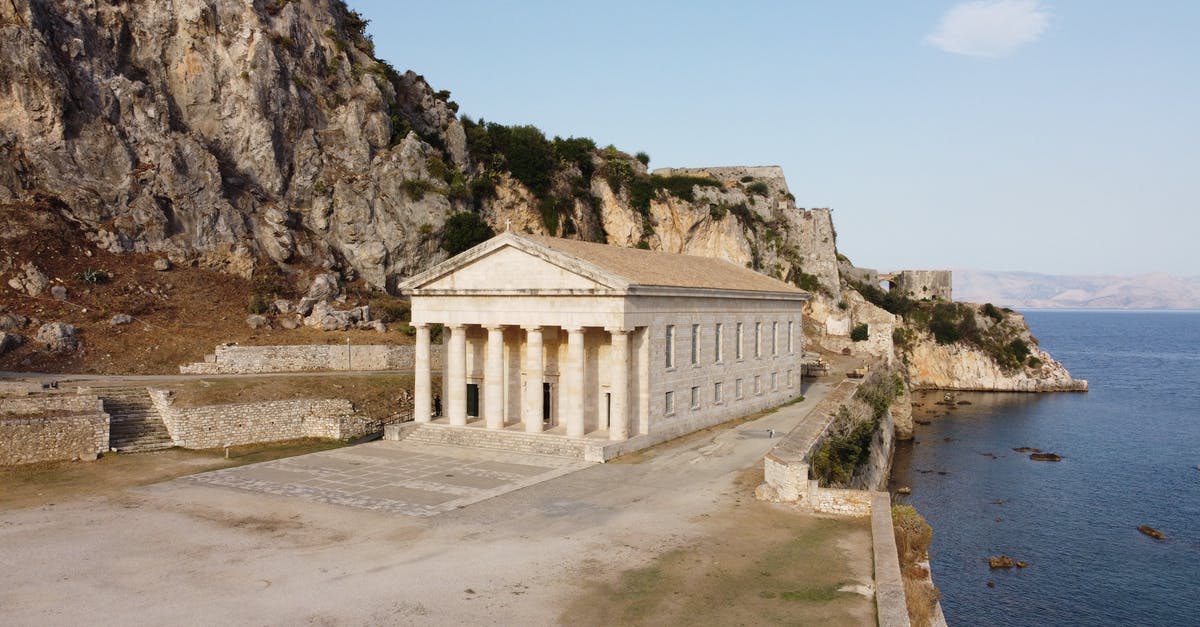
[112,441,174,453]
[402,424,591,460]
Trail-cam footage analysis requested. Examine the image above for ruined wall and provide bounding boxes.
[893,270,953,302]
[180,343,445,374]
[149,391,375,449]
[0,394,109,464]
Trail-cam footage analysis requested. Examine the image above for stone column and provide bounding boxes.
[484,325,505,430]
[609,327,630,441]
[413,323,432,423]
[564,327,586,438]
[446,324,467,426]
[523,326,544,433]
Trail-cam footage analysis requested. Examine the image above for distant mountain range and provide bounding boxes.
[954,270,1200,310]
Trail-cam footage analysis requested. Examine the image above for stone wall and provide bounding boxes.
[893,270,952,302]
[758,371,898,514]
[0,395,109,464]
[149,391,376,449]
[180,343,445,374]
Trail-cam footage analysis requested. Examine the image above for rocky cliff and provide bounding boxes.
[0,0,1085,397]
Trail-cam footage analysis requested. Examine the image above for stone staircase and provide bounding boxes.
[95,386,174,452]
[398,423,594,460]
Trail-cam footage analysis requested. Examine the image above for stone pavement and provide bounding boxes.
[184,441,589,517]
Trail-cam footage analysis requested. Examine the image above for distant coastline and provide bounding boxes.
[954,269,1200,311]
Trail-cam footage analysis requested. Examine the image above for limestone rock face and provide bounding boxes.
[904,332,1086,392]
[0,0,466,289]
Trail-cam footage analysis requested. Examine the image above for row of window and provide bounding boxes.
[665,321,795,369]
[664,370,795,415]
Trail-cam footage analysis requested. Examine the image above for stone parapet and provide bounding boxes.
[149,390,374,449]
[179,344,444,374]
[0,394,109,464]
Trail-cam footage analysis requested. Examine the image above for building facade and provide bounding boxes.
[399,233,809,455]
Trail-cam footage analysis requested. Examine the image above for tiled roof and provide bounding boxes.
[521,234,805,294]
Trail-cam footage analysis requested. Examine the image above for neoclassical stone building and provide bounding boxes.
[399,232,809,459]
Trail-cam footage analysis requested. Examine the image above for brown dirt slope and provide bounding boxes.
[0,202,411,375]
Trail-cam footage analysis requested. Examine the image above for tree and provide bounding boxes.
[441,213,494,255]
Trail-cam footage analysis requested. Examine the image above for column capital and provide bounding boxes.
[562,325,585,333]
[446,323,466,331]
[521,324,544,332]
[484,324,505,332]
[412,322,429,330]
[605,326,630,335]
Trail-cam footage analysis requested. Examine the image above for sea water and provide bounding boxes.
[890,311,1200,626]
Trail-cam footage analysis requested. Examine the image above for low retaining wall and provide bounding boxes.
[0,395,109,464]
[149,391,377,449]
[180,344,446,374]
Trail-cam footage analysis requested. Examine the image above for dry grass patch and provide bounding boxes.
[561,498,873,626]
[893,504,941,627]
[159,374,427,422]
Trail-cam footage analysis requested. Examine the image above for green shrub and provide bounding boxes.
[708,203,728,220]
[441,212,494,255]
[247,294,270,315]
[740,175,754,183]
[75,268,111,285]
[553,136,597,180]
[851,323,869,342]
[982,302,1004,322]
[746,181,770,196]
[402,179,432,201]
[635,151,650,166]
[791,270,822,293]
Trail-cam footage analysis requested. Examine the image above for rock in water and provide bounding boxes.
[988,556,1015,569]
[1013,447,1042,453]
[1138,525,1166,540]
[1029,452,1062,462]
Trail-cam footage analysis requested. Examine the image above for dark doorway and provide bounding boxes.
[604,392,611,430]
[466,383,479,417]
[543,382,552,424]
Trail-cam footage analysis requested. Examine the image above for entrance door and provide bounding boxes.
[543,382,552,425]
[466,383,480,417]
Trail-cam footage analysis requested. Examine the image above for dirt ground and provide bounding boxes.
[0,377,876,625]
[0,439,345,510]
[0,202,412,376]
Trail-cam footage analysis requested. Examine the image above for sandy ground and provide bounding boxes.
[0,376,874,626]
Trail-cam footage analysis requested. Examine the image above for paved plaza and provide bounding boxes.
[185,441,590,516]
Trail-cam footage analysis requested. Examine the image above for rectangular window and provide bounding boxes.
[735,378,744,399]
[714,323,723,363]
[771,372,778,391]
[714,381,723,403]
[754,375,761,395]
[772,321,778,356]
[690,324,699,365]
[788,321,794,353]
[755,322,762,358]
[665,325,675,368]
[665,390,674,415]
[690,386,700,409]
[735,323,743,360]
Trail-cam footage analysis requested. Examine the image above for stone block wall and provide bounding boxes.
[0,395,109,465]
[149,391,375,449]
[180,344,445,374]
[893,270,952,302]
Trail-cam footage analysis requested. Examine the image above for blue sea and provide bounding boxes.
[891,311,1200,626]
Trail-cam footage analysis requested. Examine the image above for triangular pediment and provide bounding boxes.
[401,233,629,293]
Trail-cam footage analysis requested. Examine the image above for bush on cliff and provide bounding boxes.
[441,212,494,255]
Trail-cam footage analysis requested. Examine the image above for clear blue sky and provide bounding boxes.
[347,1,1198,276]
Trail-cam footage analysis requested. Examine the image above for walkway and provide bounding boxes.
[186,442,588,517]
